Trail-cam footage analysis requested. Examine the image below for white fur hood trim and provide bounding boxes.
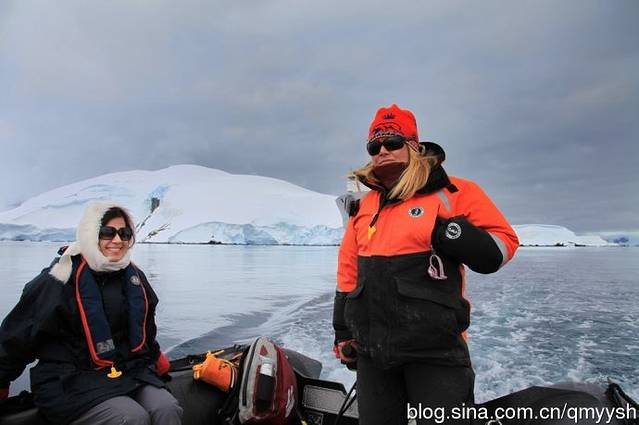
[49,202,135,283]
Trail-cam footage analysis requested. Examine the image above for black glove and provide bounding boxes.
[432,215,504,274]
[336,340,358,370]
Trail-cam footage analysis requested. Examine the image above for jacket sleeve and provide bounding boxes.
[0,271,53,388]
[433,180,519,274]
[333,218,358,343]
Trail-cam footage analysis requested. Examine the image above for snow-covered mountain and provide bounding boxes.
[0,166,624,247]
[0,165,343,245]
[513,224,612,247]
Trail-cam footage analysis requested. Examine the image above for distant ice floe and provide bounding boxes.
[513,224,614,247]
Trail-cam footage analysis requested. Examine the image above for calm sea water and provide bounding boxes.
[1,241,637,402]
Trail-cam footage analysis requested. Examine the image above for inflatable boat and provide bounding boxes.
[0,345,636,425]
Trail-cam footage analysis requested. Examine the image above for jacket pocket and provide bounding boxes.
[393,276,460,350]
[344,278,369,345]
[395,277,460,309]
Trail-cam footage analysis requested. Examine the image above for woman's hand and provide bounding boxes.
[334,339,358,370]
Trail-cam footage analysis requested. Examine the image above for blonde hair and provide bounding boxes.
[352,147,439,200]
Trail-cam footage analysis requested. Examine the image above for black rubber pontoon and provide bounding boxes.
[0,348,636,425]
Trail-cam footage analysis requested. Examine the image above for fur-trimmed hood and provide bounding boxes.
[49,202,136,283]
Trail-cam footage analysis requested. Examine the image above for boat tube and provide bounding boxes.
[0,346,636,425]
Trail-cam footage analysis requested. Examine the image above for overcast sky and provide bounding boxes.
[0,1,637,233]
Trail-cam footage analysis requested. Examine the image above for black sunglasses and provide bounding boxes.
[366,136,407,156]
[99,226,133,241]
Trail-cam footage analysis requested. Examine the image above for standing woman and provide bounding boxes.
[0,202,182,425]
[333,105,519,424]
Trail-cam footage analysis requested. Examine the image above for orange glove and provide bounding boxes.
[0,386,8,401]
[155,352,170,376]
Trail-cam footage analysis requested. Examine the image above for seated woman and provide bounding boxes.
[0,203,182,425]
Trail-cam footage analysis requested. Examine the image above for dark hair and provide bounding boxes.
[100,207,136,246]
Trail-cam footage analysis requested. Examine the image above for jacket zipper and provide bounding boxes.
[368,192,391,240]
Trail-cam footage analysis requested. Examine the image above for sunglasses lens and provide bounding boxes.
[383,137,405,151]
[119,228,133,241]
[99,226,117,240]
[366,141,382,156]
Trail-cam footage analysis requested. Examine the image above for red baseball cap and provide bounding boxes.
[368,104,419,143]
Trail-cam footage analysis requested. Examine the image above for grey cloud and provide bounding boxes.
[0,0,637,233]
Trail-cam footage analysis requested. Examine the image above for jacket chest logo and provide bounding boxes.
[408,206,424,218]
[130,275,141,286]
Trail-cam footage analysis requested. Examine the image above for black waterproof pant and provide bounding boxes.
[357,355,475,425]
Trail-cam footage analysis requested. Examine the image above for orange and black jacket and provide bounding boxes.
[333,164,519,368]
